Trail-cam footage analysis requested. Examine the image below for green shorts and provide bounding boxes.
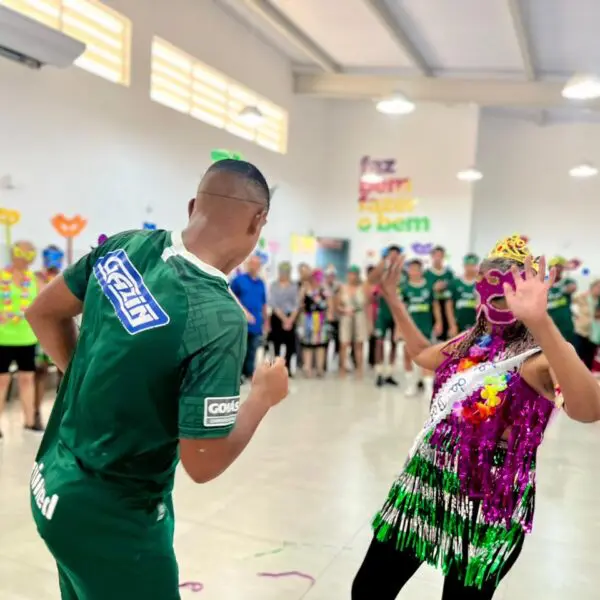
[374,312,395,339]
[31,443,180,600]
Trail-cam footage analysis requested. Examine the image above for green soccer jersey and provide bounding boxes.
[425,267,455,301]
[452,277,477,332]
[547,277,576,342]
[34,230,247,506]
[402,280,433,338]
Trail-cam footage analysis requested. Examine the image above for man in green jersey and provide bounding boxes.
[547,256,577,343]
[448,253,479,333]
[401,259,434,397]
[424,245,455,341]
[370,245,404,387]
[25,159,289,600]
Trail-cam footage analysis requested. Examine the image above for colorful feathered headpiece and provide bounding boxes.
[488,234,538,269]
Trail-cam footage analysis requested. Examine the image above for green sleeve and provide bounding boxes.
[62,231,137,301]
[178,312,247,440]
[63,249,100,301]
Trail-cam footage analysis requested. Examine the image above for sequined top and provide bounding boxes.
[426,343,557,530]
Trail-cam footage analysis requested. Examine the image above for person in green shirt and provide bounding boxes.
[370,244,405,387]
[0,240,40,436]
[448,253,479,334]
[401,259,434,397]
[25,159,289,600]
[424,245,455,341]
[547,256,577,343]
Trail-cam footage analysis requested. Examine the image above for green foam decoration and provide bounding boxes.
[211,149,244,162]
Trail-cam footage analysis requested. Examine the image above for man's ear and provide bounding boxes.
[188,198,195,217]
[248,210,267,235]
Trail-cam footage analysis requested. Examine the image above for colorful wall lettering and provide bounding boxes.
[357,156,430,233]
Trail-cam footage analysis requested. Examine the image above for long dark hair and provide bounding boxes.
[449,257,537,359]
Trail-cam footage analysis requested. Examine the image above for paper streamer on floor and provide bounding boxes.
[257,571,316,587]
[179,581,204,593]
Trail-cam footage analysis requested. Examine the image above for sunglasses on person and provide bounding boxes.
[13,247,36,262]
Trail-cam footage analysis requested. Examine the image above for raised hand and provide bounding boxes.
[503,256,556,326]
[252,357,289,407]
[381,254,404,298]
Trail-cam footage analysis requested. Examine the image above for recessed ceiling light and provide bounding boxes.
[562,74,600,100]
[376,93,415,115]
[569,163,598,178]
[239,105,264,127]
[457,168,483,182]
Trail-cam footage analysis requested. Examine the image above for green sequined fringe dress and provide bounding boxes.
[372,433,534,589]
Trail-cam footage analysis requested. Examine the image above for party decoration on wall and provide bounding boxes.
[358,156,430,234]
[42,246,65,271]
[97,234,108,246]
[179,582,203,593]
[290,234,317,254]
[566,258,582,270]
[0,208,21,260]
[267,240,280,254]
[211,149,244,162]
[411,242,433,255]
[582,267,591,276]
[143,222,157,230]
[269,184,279,199]
[51,214,87,265]
[257,571,316,588]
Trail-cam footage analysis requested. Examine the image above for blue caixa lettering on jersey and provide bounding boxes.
[93,249,170,335]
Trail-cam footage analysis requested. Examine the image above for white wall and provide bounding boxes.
[0,0,328,263]
[472,114,600,275]
[318,101,480,267]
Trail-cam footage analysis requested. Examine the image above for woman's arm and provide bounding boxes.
[445,300,458,337]
[432,300,443,336]
[528,315,600,422]
[504,256,600,423]
[380,258,447,371]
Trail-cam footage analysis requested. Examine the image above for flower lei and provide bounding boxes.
[1,269,34,322]
[38,269,57,285]
[454,334,512,425]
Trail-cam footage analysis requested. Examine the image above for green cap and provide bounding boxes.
[464,253,479,265]
[348,264,361,274]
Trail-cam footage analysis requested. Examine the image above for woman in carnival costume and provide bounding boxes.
[34,245,65,429]
[352,235,600,600]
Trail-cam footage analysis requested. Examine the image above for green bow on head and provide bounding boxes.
[211,149,245,162]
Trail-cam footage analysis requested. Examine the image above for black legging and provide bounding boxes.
[352,535,523,600]
[270,313,296,372]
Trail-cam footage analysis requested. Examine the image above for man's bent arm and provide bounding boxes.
[25,276,82,372]
[179,391,269,483]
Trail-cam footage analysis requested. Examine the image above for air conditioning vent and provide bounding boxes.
[0,4,85,68]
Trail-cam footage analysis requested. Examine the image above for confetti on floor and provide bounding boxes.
[257,571,316,587]
[179,581,204,593]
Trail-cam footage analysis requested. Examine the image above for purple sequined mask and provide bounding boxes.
[475,268,524,325]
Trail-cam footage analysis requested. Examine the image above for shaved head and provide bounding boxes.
[196,159,270,209]
[183,159,271,275]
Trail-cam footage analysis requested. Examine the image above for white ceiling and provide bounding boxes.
[218,0,600,122]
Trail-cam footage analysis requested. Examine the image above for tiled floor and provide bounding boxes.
[1,375,599,599]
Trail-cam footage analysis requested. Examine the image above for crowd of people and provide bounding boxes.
[13,159,600,600]
[228,244,600,392]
